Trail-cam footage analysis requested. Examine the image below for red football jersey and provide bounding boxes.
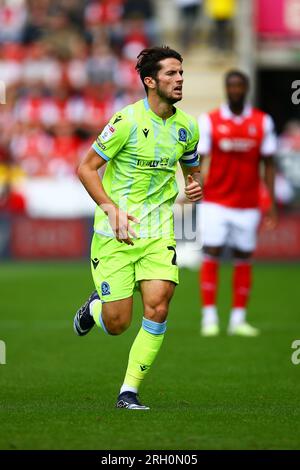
[198,105,276,208]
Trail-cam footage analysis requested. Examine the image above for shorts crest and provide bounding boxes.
[101,281,111,296]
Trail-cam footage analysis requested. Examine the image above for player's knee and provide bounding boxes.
[144,304,169,323]
[105,314,131,335]
[204,246,223,258]
[109,324,128,335]
[232,248,252,259]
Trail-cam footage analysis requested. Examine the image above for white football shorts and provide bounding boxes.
[197,202,261,252]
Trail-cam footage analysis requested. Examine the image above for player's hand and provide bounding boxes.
[107,206,139,245]
[262,206,278,231]
[184,174,203,202]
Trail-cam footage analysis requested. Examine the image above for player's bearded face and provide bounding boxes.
[226,77,248,107]
[155,58,183,104]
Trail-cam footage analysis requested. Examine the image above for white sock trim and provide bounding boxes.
[120,385,138,395]
[202,305,218,326]
[230,307,246,326]
[89,299,100,317]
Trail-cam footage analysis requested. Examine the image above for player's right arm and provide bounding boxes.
[78,147,138,245]
[77,147,113,210]
[197,113,212,185]
[260,114,278,230]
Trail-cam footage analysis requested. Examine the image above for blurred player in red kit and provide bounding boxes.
[197,70,277,336]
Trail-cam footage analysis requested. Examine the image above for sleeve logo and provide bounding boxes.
[96,138,106,150]
[100,124,116,142]
[113,115,122,124]
[178,128,187,142]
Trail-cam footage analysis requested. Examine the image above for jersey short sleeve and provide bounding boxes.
[179,117,200,167]
[260,114,277,156]
[197,113,212,154]
[92,112,132,161]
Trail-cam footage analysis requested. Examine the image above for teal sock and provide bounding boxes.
[122,317,167,391]
[90,299,109,334]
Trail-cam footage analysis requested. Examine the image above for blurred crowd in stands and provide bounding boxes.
[176,0,236,52]
[1,0,299,216]
[0,0,157,213]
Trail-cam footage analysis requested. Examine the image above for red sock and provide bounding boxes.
[200,256,219,306]
[233,261,252,308]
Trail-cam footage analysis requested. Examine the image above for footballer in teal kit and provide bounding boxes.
[73,46,202,410]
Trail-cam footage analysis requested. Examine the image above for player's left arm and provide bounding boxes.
[262,156,277,229]
[179,119,203,202]
[180,162,203,202]
[261,114,278,230]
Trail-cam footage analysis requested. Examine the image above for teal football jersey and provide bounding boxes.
[92,98,199,238]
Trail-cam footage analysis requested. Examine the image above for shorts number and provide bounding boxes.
[167,246,177,266]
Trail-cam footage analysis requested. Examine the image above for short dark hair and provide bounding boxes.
[225,69,249,87]
[136,46,183,94]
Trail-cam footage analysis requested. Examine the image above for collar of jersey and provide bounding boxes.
[143,97,177,124]
[221,103,252,123]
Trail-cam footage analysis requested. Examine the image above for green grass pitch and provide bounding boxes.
[0,261,299,450]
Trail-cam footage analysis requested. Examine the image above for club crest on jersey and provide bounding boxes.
[100,124,116,142]
[248,124,257,136]
[218,124,230,134]
[178,128,187,142]
[101,281,111,296]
